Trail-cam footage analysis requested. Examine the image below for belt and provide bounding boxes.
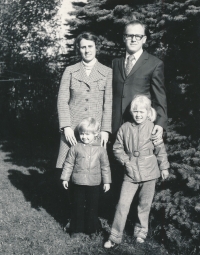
[129,149,153,158]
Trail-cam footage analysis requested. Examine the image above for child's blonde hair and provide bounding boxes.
[77,117,100,135]
[130,95,157,122]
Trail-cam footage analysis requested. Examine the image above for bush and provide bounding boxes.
[151,121,200,254]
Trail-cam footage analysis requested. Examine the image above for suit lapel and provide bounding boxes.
[127,51,149,78]
[88,61,105,86]
[72,62,89,85]
[118,57,126,80]
[72,61,103,88]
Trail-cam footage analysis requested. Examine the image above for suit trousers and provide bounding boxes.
[70,184,100,235]
[109,179,156,244]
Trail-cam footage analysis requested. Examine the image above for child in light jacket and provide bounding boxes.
[61,117,111,236]
[104,95,169,248]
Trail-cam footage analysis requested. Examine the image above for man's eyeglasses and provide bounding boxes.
[124,34,146,41]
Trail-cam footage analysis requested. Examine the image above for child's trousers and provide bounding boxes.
[109,179,156,244]
[70,184,100,235]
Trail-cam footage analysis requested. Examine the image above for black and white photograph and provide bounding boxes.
[1,0,200,254]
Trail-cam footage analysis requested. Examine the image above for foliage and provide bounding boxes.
[0,0,62,77]
[0,79,60,152]
[0,0,63,143]
[151,121,200,254]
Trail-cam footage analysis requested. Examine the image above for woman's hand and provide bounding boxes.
[100,131,109,148]
[64,127,77,146]
[63,181,68,189]
[103,184,110,192]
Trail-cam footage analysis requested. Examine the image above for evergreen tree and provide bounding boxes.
[152,122,200,254]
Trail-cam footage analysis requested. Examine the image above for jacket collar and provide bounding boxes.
[71,61,106,88]
[128,50,149,78]
[118,57,126,80]
[118,51,149,80]
[78,139,101,147]
[130,118,149,127]
[125,48,143,63]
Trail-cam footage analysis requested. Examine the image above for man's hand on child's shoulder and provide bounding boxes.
[151,125,163,145]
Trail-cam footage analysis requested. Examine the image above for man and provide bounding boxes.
[112,20,167,140]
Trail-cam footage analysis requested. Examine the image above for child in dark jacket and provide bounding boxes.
[61,117,111,236]
[104,95,169,248]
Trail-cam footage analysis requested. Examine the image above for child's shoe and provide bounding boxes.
[104,240,116,248]
[136,237,144,243]
[64,219,71,232]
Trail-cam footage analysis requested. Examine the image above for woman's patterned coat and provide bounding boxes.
[56,61,112,168]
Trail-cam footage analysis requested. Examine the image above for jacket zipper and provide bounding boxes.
[136,126,142,182]
[89,146,91,172]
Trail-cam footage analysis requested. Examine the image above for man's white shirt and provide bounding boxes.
[125,49,143,66]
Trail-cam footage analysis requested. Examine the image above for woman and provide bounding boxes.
[56,32,112,168]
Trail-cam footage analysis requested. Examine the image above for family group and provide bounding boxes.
[56,20,169,248]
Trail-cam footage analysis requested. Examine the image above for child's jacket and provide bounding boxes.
[61,141,111,186]
[113,119,169,183]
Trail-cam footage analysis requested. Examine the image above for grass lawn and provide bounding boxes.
[0,138,169,255]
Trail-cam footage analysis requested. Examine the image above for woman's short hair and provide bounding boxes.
[130,95,157,122]
[77,117,100,134]
[74,32,101,56]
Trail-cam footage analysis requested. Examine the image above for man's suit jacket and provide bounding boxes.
[112,50,167,136]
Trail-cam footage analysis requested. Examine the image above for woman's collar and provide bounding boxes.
[82,58,97,67]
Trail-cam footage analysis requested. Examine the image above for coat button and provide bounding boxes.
[86,89,90,92]
[85,108,88,111]
[85,98,88,101]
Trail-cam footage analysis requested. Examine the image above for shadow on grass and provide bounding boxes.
[8,167,71,227]
[0,120,118,228]
[0,131,59,169]
[0,122,73,226]
[7,166,119,229]
[1,135,116,228]
[0,125,136,235]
